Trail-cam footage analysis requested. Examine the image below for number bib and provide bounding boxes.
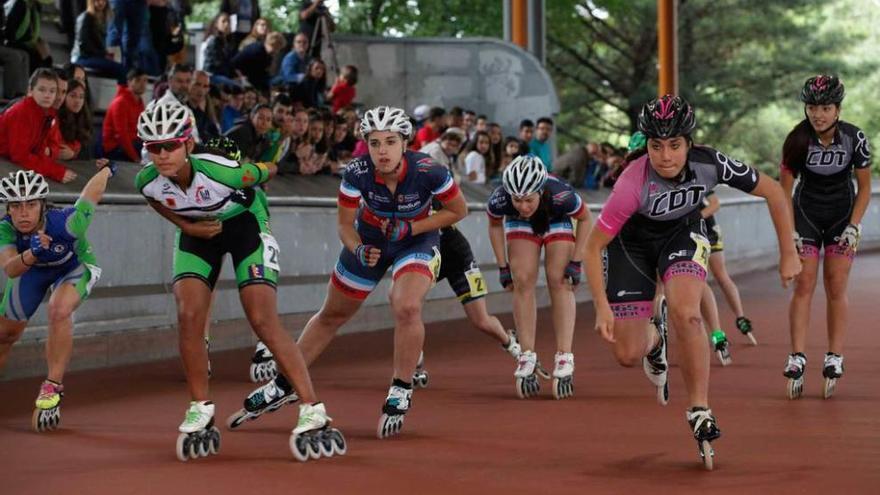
[465,267,488,297]
[260,233,281,272]
[690,232,711,270]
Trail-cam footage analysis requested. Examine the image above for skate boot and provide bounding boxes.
[783,353,806,400]
[551,352,574,400]
[412,351,429,388]
[735,316,757,345]
[822,353,844,399]
[289,402,347,462]
[249,341,278,383]
[377,380,413,439]
[643,314,669,406]
[176,401,221,462]
[502,330,522,359]
[514,350,541,399]
[227,375,300,429]
[32,380,63,432]
[686,407,721,471]
[711,330,732,366]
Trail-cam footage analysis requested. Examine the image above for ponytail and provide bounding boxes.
[529,188,553,235]
[781,119,813,178]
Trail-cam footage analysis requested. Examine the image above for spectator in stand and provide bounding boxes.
[146,0,185,75]
[107,0,147,71]
[277,108,310,174]
[2,0,52,70]
[291,58,327,109]
[188,70,220,142]
[273,32,310,86]
[299,0,334,58]
[330,113,356,165]
[54,80,93,160]
[554,142,592,189]
[446,106,464,130]
[102,68,147,162]
[518,119,534,154]
[51,71,70,113]
[231,32,286,92]
[475,114,488,134]
[261,93,293,162]
[412,104,430,130]
[202,13,240,88]
[0,44,29,99]
[63,63,88,89]
[237,16,270,50]
[224,103,273,162]
[297,110,330,175]
[221,0,261,46]
[60,0,87,47]
[352,119,367,158]
[221,84,245,132]
[412,106,445,150]
[462,110,476,139]
[464,130,492,185]
[600,149,625,188]
[71,0,126,83]
[487,122,503,179]
[529,116,554,171]
[242,86,257,114]
[421,127,464,171]
[326,65,358,113]
[499,136,525,174]
[0,69,75,183]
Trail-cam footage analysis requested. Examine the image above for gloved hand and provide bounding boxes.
[499,265,513,289]
[838,223,861,253]
[793,231,804,255]
[382,218,412,242]
[354,244,380,267]
[564,260,583,286]
[29,231,57,262]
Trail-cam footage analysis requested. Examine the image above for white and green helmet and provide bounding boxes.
[0,170,49,203]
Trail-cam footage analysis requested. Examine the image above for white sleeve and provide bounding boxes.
[465,152,484,175]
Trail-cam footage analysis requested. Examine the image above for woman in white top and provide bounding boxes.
[464,130,492,184]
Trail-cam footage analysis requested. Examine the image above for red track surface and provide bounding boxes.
[3,255,880,494]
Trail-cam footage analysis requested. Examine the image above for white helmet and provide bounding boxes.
[502,155,548,197]
[360,106,413,139]
[0,170,49,203]
[137,92,194,142]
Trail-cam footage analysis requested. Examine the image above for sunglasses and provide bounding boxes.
[145,138,187,155]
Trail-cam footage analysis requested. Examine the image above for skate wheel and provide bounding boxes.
[225,408,250,430]
[329,429,347,456]
[657,381,669,406]
[787,377,804,400]
[716,350,732,367]
[823,378,837,399]
[377,414,404,439]
[699,440,714,471]
[317,430,335,458]
[746,332,758,346]
[412,372,429,388]
[290,433,311,462]
[31,408,43,433]
[552,377,573,400]
[176,433,190,462]
[516,375,540,399]
[208,427,221,455]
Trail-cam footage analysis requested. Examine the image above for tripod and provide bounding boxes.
[311,13,339,78]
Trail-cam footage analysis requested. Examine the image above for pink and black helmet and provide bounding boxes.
[800,75,845,106]
[637,94,696,139]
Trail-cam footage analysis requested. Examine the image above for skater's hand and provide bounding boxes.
[595,303,616,343]
[29,231,53,260]
[183,219,222,239]
[355,243,381,267]
[380,218,412,242]
[498,265,513,290]
[564,260,582,287]
[779,250,801,289]
[96,159,118,177]
[838,223,861,255]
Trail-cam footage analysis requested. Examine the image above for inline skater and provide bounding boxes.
[0,164,113,432]
[135,94,345,462]
[486,154,593,400]
[234,106,466,439]
[780,75,871,400]
[584,95,801,469]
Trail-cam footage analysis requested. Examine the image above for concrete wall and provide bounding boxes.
[4,188,880,379]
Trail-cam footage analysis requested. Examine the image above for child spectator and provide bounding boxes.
[55,80,93,160]
[326,65,358,113]
[224,103,273,162]
[464,130,492,184]
[0,69,76,182]
[412,106,445,150]
[221,85,245,132]
[102,68,147,162]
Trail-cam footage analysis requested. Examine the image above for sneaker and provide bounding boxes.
[823,353,844,379]
[514,350,537,378]
[552,352,574,378]
[34,380,63,410]
[382,386,412,415]
[179,401,215,433]
[783,353,806,379]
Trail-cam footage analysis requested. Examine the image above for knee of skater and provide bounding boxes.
[47,302,75,324]
[391,298,422,324]
[794,274,818,296]
[824,276,849,301]
[247,311,278,334]
[512,274,536,292]
[612,348,641,367]
[670,307,703,335]
[317,308,351,329]
[0,326,25,345]
[546,275,568,291]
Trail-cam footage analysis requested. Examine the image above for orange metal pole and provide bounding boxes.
[511,0,528,49]
[657,0,678,96]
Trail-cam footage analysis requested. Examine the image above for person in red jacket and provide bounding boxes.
[102,68,147,162]
[326,65,358,114]
[0,69,76,183]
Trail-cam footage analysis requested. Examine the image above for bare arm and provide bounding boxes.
[749,173,801,287]
[147,199,223,239]
[337,205,362,253]
[701,194,720,218]
[1,246,37,279]
[488,217,507,266]
[779,169,796,227]
[79,165,113,205]
[850,167,872,225]
[411,192,468,236]
[570,206,593,263]
[584,226,616,342]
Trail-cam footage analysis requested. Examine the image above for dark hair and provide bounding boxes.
[428,107,446,120]
[226,84,244,95]
[477,114,488,121]
[54,68,70,83]
[529,188,554,235]
[519,119,534,129]
[272,93,293,108]
[615,146,649,181]
[536,116,554,127]
[62,63,86,81]
[168,63,193,77]
[449,106,463,118]
[503,136,524,156]
[467,130,492,157]
[58,80,92,147]
[340,65,358,85]
[127,68,147,82]
[464,110,476,117]
[781,119,813,178]
[250,103,271,118]
[28,68,58,89]
[206,12,230,38]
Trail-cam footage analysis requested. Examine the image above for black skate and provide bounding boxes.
[644,299,669,406]
[783,353,806,400]
[377,385,412,439]
[822,353,844,400]
[249,341,278,383]
[412,352,428,388]
[686,407,721,471]
[735,317,757,345]
[226,376,300,429]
